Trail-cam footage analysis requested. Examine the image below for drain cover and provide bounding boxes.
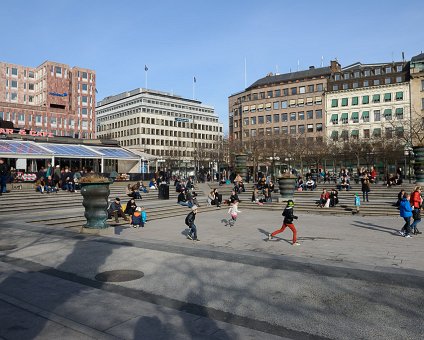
[95,270,144,282]
[0,245,17,251]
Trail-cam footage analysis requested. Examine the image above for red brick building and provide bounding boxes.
[0,61,96,138]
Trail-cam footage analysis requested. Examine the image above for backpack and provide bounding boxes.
[185,212,192,226]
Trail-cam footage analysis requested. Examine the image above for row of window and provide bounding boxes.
[333,65,403,81]
[332,77,403,90]
[116,138,217,150]
[234,110,323,127]
[330,92,404,107]
[330,108,404,124]
[235,83,325,104]
[234,123,324,139]
[239,97,323,114]
[330,127,404,140]
[0,112,90,129]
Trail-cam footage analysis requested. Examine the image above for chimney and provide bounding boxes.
[330,60,341,72]
[309,66,315,70]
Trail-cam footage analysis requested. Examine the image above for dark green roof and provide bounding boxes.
[247,66,331,90]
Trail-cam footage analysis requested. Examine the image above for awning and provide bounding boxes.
[395,108,404,114]
[352,97,359,105]
[315,96,322,102]
[372,94,380,101]
[396,92,403,99]
[243,106,249,111]
[289,99,296,106]
[384,109,392,116]
[341,130,348,137]
[331,114,338,121]
[297,98,304,105]
[341,113,348,119]
[89,146,140,160]
[351,130,359,136]
[362,96,369,104]
[362,111,369,118]
[38,143,101,158]
[265,103,271,108]
[331,130,338,138]
[351,112,359,119]
[0,140,52,159]
[384,93,391,100]
[341,98,348,106]
[250,105,256,110]
[258,104,264,109]
[306,97,313,104]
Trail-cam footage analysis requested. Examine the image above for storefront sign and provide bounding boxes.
[49,92,68,97]
[0,128,54,137]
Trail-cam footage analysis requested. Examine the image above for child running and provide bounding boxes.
[354,193,361,214]
[268,200,300,246]
[227,200,241,226]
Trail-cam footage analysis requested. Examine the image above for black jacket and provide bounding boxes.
[0,163,8,176]
[282,207,297,224]
[178,192,186,203]
[185,211,196,226]
[124,199,137,215]
[229,193,239,203]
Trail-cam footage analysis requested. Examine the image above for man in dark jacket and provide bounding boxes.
[268,200,300,246]
[185,205,199,241]
[108,197,129,223]
[0,159,9,194]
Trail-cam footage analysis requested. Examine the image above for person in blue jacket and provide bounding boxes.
[131,206,147,228]
[399,193,413,238]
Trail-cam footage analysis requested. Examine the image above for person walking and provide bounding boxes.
[399,194,413,238]
[268,200,300,246]
[185,205,199,241]
[410,186,422,235]
[227,201,241,226]
[0,159,9,194]
[354,193,361,214]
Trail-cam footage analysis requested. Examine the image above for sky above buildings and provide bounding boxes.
[1,0,423,134]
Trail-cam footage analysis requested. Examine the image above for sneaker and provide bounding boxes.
[187,234,193,240]
[292,242,300,246]
[405,234,412,238]
[194,238,200,241]
[268,233,272,240]
[398,230,405,236]
[415,229,422,235]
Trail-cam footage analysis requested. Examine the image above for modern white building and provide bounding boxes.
[325,82,410,141]
[96,88,224,172]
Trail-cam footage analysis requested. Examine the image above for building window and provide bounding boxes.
[331,99,338,107]
[331,114,338,124]
[352,97,359,105]
[375,68,381,75]
[82,72,88,79]
[334,74,341,80]
[352,82,358,89]
[384,93,391,102]
[372,94,380,103]
[362,95,369,104]
[55,66,62,75]
[82,83,88,91]
[421,80,424,90]
[253,93,258,100]
[298,125,305,134]
[11,67,18,76]
[281,113,288,121]
[50,117,57,125]
[251,129,256,137]
[362,111,370,122]
[344,73,350,79]
[341,98,348,106]
[352,112,359,123]
[385,78,391,84]
[282,126,288,135]
[243,117,249,125]
[274,127,280,135]
[308,85,314,93]
[11,93,17,101]
[28,83,34,90]
[258,128,264,136]
[274,89,281,97]
[396,91,403,100]
[396,108,404,119]
[251,117,256,125]
[307,124,313,133]
[81,108,88,115]
[299,86,305,94]
[28,71,34,78]
[258,116,264,124]
[385,66,392,73]
[315,109,322,119]
[273,114,280,123]
[290,126,296,134]
[316,83,323,91]
[341,113,348,124]
[82,96,88,103]
[11,80,17,88]
[364,129,370,139]
[291,87,297,95]
[363,80,369,87]
[374,110,381,121]
[307,110,313,119]
[281,100,288,109]
[266,115,272,123]
[354,71,360,78]
[298,111,305,120]
[267,91,273,98]
[290,112,296,121]
[272,101,279,110]
[29,95,33,103]
[374,79,380,86]
[332,85,339,91]
[385,127,393,138]
[316,123,323,132]
[266,127,272,136]
[364,70,370,76]
[422,98,424,110]
[36,115,42,123]
[283,88,288,96]
[342,83,348,90]
[244,130,249,138]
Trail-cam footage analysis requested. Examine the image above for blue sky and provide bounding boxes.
[1,0,423,134]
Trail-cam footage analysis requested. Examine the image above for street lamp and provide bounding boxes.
[404,144,413,183]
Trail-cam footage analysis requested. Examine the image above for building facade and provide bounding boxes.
[228,61,341,145]
[96,88,224,168]
[409,53,424,145]
[0,61,96,138]
[325,61,410,141]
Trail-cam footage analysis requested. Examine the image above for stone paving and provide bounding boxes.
[0,193,423,339]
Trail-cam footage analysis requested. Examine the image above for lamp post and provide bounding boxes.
[404,144,413,183]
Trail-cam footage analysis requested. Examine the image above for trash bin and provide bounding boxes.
[158,184,169,199]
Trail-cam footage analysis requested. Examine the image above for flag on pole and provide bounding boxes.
[145,65,148,71]
[95,88,98,94]
[193,76,196,83]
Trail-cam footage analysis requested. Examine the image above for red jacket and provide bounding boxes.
[410,191,422,208]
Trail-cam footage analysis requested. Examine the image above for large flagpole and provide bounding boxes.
[144,65,148,89]
[193,76,196,100]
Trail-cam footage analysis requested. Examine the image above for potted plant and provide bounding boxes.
[277,172,297,201]
[79,175,112,229]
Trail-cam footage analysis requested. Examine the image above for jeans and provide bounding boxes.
[362,191,369,202]
[410,209,421,231]
[0,175,7,193]
[178,201,192,208]
[189,223,197,239]
[401,217,411,235]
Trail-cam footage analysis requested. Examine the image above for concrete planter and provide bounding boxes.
[278,176,296,201]
[80,182,111,229]
[413,146,424,185]
[235,154,248,181]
